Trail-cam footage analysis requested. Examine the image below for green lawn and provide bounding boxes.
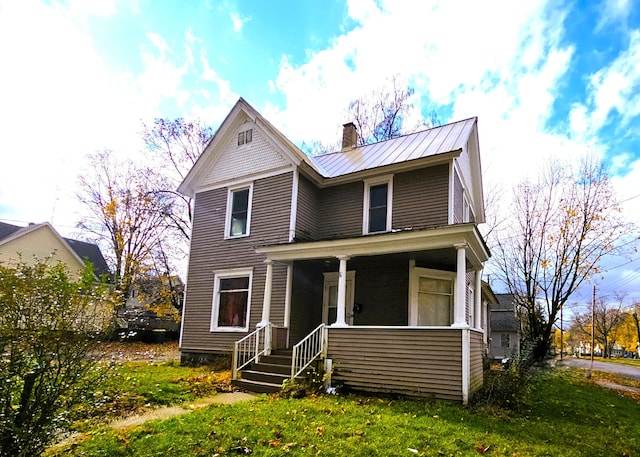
[52,368,640,457]
[69,361,231,431]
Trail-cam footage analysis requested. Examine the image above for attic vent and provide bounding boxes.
[238,128,253,146]
[342,122,357,151]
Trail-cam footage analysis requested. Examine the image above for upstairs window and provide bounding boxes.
[363,176,393,234]
[238,128,253,146]
[225,184,253,238]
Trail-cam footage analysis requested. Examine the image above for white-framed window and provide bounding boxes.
[410,266,455,326]
[467,283,475,326]
[211,268,253,332]
[363,175,393,234]
[238,128,253,146]
[225,183,253,238]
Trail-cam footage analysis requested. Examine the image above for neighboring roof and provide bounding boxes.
[310,117,476,178]
[63,237,110,277]
[491,293,520,332]
[0,221,110,278]
[494,293,517,310]
[491,311,521,332]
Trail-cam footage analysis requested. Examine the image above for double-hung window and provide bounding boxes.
[225,184,253,238]
[363,176,393,234]
[211,268,253,332]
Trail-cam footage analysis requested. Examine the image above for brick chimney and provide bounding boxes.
[342,122,358,151]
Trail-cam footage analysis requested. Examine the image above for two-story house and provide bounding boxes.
[178,98,491,403]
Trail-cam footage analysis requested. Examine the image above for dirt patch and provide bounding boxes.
[94,341,180,362]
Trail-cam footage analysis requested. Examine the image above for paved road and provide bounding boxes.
[555,357,640,380]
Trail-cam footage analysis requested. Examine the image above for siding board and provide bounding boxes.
[469,329,484,395]
[327,327,463,401]
[181,172,293,353]
[393,165,450,230]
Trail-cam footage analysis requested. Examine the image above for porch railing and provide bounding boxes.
[291,324,326,379]
[232,323,272,380]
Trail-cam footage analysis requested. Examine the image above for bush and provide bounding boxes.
[0,258,115,456]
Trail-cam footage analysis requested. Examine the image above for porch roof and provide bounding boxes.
[255,224,490,269]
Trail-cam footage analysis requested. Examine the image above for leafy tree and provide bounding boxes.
[77,150,173,307]
[0,258,113,456]
[494,155,635,362]
[572,293,628,358]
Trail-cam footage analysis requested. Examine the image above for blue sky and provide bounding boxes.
[0,0,639,300]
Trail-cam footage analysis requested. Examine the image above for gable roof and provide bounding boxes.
[179,98,484,218]
[0,221,110,278]
[311,117,476,178]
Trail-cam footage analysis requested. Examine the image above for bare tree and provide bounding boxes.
[572,292,628,357]
[141,118,213,241]
[347,75,438,146]
[77,150,172,306]
[494,155,635,362]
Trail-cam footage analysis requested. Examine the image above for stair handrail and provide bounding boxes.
[232,323,272,380]
[291,323,326,379]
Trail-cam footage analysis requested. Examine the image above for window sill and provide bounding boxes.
[210,327,250,333]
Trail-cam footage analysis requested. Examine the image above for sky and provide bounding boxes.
[0,0,639,302]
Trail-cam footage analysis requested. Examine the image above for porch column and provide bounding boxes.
[474,268,482,329]
[452,244,469,328]
[258,260,273,327]
[332,255,350,327]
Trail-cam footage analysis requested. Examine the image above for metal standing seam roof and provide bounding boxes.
[310,117,477,178]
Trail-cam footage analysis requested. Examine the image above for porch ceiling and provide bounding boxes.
[256,224,490,269]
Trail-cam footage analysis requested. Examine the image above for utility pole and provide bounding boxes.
[560,304,563,360]
[591,285,596,370]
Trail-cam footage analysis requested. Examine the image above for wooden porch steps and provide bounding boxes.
[232,349,295,394]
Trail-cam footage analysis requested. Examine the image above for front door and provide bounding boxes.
[322,271,355,325]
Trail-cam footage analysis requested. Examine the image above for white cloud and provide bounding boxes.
[269,0,583,193]
[230,12,250,33]
[597,0,633,30]
[0,1,236,238]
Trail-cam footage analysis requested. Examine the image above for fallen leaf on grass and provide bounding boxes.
[475,444,490,454]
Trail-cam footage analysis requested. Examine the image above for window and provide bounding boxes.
[363,176,393,234]
[211,269,253,331]
[501,333,510,348]
[417,276,453,326]
[237,128,253,146]
[225,184,253,238]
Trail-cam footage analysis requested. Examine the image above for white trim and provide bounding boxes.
[363,175,393,235]
[461,328,470,405]
[224,182,254,239]
[210,267,253,332]
[289,169,299,242]
[448,162,455,225]
[256,223,489,269]
[407,259,416,325]
[409,266,456,326]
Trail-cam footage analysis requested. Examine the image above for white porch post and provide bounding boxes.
[474,268,482,329]
[332,255,350,327]
[258,260,273,327]
[452,244,469,328]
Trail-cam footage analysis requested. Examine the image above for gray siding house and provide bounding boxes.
[490,294,521,360]
[178,98,491,403]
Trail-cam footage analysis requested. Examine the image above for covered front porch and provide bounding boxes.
[239,224,490,403]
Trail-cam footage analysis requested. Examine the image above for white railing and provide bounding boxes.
[232,323,272,380]
[291,324,326,379]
